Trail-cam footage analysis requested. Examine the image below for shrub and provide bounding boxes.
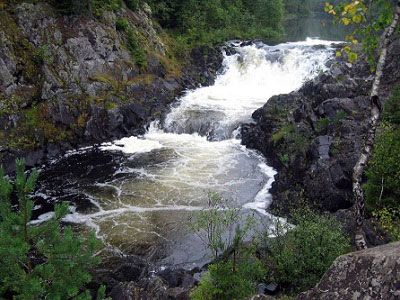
[372,207,400,241]
[191,255,265,300]
[0,159,106,299]
[126,28,147,68]
[364,124,400,211]
[116,18,129,31]
[263,208,350,294]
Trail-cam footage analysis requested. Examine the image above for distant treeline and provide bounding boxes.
[43,0,341,44]
[145,0,284,44]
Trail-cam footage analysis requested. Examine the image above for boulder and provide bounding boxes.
[296,242,400,300]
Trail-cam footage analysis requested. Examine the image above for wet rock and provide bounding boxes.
[296,242,400,300]
[257,283,267,295]
[114,264,143,283]
[109,276,191,300]
[265,282,279,295]
[241,47,393,218]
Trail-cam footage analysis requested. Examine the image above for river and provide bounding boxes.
[34,38,338,269]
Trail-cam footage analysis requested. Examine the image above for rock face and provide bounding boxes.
[0,1,223,173]
[241,51,372,214]
[241,38,400,244]
[296,242,400,300]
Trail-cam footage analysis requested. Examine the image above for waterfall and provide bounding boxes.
[57,38,337,267]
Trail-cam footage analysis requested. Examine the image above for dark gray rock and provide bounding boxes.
[265,282,279,295]
[296,242,400,300]
[241,45,399,222]
[0,2,224,174]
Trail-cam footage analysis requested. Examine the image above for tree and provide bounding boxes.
[0,159,106,299]
[326,0,400,249]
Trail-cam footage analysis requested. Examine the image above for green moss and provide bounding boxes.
[0,11,42,85]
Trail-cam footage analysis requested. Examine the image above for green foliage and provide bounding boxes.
[333,110,347,127]
[279,153,289,164]
[116,17,129,31]
[189,192,264,300]
[0,159,105,299]
[364,124,400,210]
[188,192,243,260]
[92,0,122,15]
[326,0,395,69]
[34,45,51,65]
[146,0,284,45]
[263,208,350,294]
[126,27,147,68]
[190,255,265,300]
[272,123,310,154]
[316,117,330,133]
[124,0,140,11]
[51,0,122,16]
[372,207,400,241]
[382,84,400,124]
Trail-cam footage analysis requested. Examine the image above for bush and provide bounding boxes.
[116,17,129,31]
[191,256,265,300]
[0,159,105,299]
[263,208,350,294]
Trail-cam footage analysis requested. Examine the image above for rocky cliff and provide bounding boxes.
[296,242,400,300]
[241,39,400,244]
[0,1,223,173]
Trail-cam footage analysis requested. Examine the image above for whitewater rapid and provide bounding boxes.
[43,38,337,267]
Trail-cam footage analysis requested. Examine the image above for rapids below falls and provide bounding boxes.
[35,39,339,269]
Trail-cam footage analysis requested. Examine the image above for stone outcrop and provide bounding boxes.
[296,242,400,300]
[241,49,372,214]
[241,38,400,245]
[0,1,223,173]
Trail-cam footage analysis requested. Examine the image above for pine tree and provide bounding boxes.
[0,159,106,299]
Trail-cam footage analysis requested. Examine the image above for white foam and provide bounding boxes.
[29,211,55,225]
[164,39,334,134]
[100,136,163,154]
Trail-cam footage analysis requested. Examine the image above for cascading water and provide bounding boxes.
[37,38,338,267]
